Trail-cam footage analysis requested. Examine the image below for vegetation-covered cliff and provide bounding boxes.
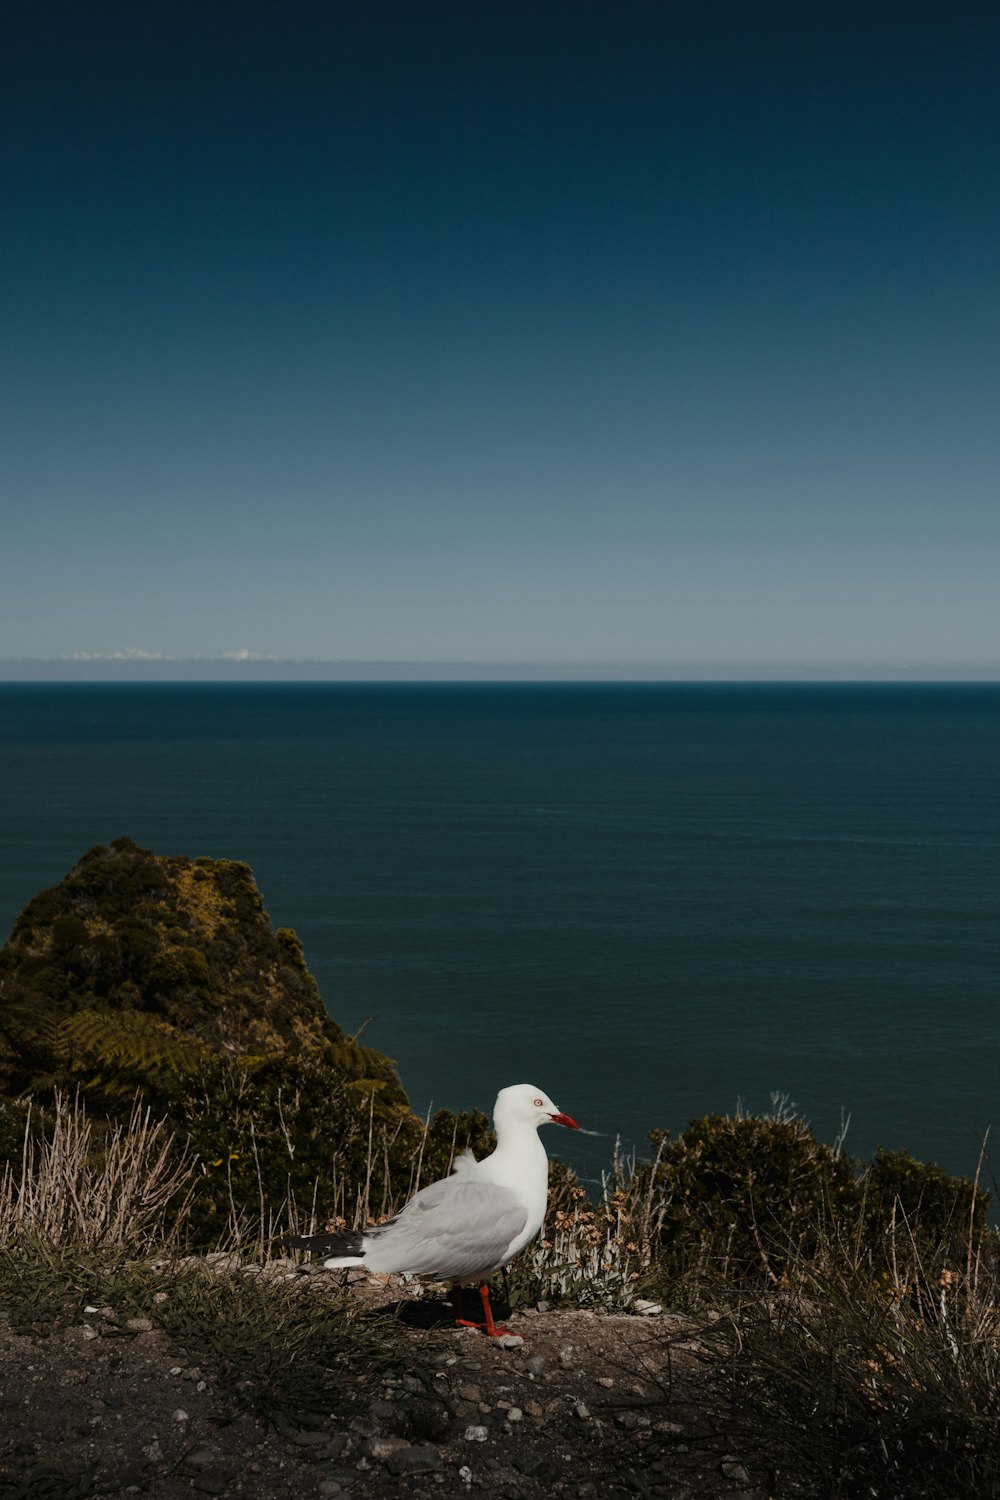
[0,838,490,1239]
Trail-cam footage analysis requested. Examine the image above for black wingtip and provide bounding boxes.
[284,1230,364,1258]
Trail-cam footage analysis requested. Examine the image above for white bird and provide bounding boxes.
[287,1083,580,1335]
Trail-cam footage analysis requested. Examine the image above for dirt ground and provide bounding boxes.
[0,1267,802,1500]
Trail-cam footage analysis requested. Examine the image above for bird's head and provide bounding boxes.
[494,1083,580,1133]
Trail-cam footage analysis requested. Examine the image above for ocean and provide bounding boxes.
[0,682,997,1190]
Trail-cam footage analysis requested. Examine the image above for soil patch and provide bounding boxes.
[1,1267,803,1499]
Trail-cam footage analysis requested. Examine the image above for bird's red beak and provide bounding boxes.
[549,1112,580,1130]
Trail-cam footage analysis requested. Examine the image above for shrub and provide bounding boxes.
[863,1146,988,1262]
[648,1108,860,1288]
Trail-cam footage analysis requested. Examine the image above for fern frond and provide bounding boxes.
[55,1010,209,1078]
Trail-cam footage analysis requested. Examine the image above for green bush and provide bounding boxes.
[649,1111,860,1285]
[862,1146,988,1263]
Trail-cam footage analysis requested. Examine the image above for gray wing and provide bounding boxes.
[363,1175,528,1281]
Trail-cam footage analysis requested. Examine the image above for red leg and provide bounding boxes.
[478,1281,508,1336]
[451,1280,509,1336]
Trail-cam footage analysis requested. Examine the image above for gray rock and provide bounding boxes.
[385,1445,442,1476]
[288,1428,335,1448]
[463,1425,489,1442]
[720,1460,751,1484]
[524,1355,546,1375]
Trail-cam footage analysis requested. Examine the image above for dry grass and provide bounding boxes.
[0,1092,193,1250]
[690,1220,1000,1499]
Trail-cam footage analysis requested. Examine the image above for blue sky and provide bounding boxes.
[3,1,998,676]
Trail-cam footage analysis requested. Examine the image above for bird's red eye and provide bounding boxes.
[533,1097,544,1107]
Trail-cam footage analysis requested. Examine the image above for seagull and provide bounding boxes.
[286,1083,580,1336]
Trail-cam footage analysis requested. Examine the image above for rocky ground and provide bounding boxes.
[0,1268,802,1500]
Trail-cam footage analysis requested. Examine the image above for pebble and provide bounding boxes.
[125,1317,154,1332]
[367,1436,409,1462]
[184,1448,218,1470]
[498,1334,524,1350]
[169,1365,184,1376]
[525,1355,546,1375]
[81,1326,98,1341]
[507,1407,523,1423]
[574,1402,590,1421]
[558,1345,575,1367]
[654,1421,684,1436]
[317,1484,343,1497]
[456,1384,481,1403]
[614,1411,651,1431]
[632,1299,663,1316]
[463,1425,489,1443]
[720,1460,751,1484]
[596,1376,614,1388]
[173,1409,190,1423]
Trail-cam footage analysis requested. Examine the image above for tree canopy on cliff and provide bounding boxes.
[0,838,490,1240]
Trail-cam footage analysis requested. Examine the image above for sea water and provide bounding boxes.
[0,682,997,1189]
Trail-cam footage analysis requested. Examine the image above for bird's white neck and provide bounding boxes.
[476,1125,549,1216]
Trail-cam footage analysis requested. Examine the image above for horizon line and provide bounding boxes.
[2,658,1000,685]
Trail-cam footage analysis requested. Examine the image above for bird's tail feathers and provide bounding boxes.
[285,1229,365,1264]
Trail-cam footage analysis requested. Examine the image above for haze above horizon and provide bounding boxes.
[3,2,998,678]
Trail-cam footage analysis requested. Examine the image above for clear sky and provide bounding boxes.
[3,1,998,677]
